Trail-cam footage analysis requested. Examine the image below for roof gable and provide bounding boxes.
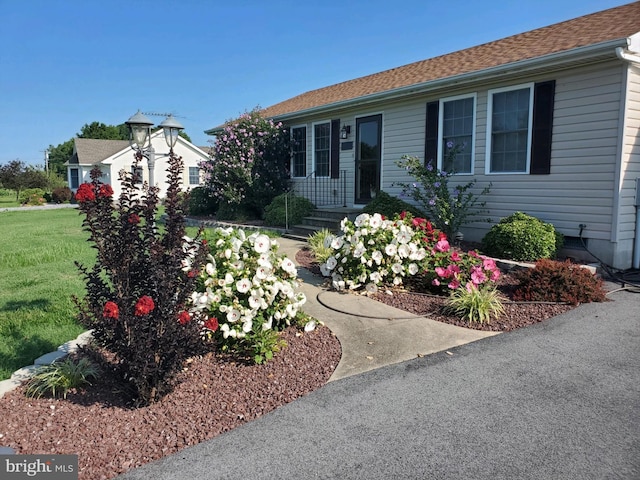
[257,2,640,120]
[73,138,130,165]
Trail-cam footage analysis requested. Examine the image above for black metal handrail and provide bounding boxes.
[292,170,347,207]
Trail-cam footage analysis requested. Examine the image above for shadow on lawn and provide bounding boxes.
[1,298,51,312]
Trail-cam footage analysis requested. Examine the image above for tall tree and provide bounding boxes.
[0,160,49,200]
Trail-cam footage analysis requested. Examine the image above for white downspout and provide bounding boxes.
[616,46,640,269]
[634,179,640,270]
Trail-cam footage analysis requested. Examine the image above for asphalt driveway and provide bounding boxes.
[118,288,640,480]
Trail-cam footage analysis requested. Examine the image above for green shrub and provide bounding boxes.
[19,188,47,205]
[362,191,424,219]
[513,259,606,305]
[52,186,73,203]
[264,192,315,227]
[444,285,506,323]
[308,229,334,264]
[481,212,563,261]
[187,186,218,216]
[25,356,99,399]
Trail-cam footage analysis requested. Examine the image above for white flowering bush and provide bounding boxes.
[189,227,308,363]
[320,211,502,296]
[320,213,429,292]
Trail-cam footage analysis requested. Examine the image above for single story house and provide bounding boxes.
[66,130,210,199]
[207,2,640,270]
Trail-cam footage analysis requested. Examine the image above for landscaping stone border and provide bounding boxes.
[0,331,93,399]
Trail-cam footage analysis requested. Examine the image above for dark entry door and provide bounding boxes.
[355,114,382,204]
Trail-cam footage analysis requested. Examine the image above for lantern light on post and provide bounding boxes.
[125,111,184,188]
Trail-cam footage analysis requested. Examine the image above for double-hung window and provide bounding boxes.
[291,126,307,178]
[439,94,475,174]
[486,84,534,174]
[188,166,200,185]
[313,122,331,177]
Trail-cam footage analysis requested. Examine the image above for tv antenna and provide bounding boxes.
[142,112,186,119]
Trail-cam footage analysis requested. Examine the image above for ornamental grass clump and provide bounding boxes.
[74,154,209,406]
[190,227,308,364]
[25,357,99,399]
[444,285,506,324]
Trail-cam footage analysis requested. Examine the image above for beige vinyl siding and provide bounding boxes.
[619,64,640,242]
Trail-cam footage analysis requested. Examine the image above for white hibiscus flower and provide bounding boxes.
[253,234,271,253]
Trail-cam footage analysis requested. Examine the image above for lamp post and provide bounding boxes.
[125,111,184,188]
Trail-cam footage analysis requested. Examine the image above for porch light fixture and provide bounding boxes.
[125,110,184,187]
[340,125,351,139]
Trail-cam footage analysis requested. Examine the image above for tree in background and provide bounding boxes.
[200,109,290,219]
[47,121,192,176]
[0,160,49,200]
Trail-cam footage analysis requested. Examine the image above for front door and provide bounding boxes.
[355,114,382,204]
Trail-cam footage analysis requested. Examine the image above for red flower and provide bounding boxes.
[98,184,114,198]
[103,301,119,319]
[75,183,95,203]
[203,317,219,332]
[178,310,191,325]
[134,296,155,316]
[128,213,140,224]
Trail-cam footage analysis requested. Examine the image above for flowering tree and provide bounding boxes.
[394,144,491,240]
[74,155,209,405]
[201,109,290,218]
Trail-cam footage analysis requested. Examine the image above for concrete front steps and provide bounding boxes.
[289,207,361,238]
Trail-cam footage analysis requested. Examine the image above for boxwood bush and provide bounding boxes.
[264,192,315,226]
[481,212,563,262]
[362,191,424,219]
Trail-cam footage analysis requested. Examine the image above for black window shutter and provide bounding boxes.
[425,101,439,166]
[530,80,555,175]
[330,119,340,179]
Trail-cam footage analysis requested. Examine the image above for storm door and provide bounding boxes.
[355,114,382,204]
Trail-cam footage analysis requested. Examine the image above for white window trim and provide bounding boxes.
[188,166,200,185]
[290,124,308,178]
[312,120,331,178]
[437,92,477,175]
[485,83,534,175]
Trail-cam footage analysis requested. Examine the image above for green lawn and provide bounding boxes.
[0,208,94,380]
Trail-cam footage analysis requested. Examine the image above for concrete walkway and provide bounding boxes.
[276,237,498,380]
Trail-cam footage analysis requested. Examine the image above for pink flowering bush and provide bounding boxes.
[200,109,290,219]
[419,235,501,295]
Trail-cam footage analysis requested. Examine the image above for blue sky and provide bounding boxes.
[0,0,631,167]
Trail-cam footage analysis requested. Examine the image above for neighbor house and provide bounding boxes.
[66,130,210,199]
[207,2,640,270]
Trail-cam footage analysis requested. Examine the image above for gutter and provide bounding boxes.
[615,46,640,64]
